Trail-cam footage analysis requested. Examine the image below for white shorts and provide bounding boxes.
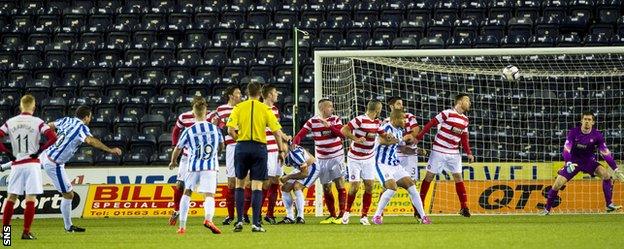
[41,156,73,193]
[287,164,320,188]
[267,151,282,177]
[177,154,190,184]
[346,157,375,182]
[8,163,43,195]
[375,162,410,183]
[398,154,419,180]
[225,144,236,178]
[317,156,345,184]
[184,170,218,194]
[427,151,462,174]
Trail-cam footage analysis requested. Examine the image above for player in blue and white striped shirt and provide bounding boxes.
[372,109,430,225]
[169,101,224,235]
[41,106,123,232]
[277,144,318,224]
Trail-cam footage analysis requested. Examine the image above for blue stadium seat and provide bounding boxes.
[406,0,432,21]
[353,2,379,22]
[319,20,346,40]
[480,18,506,39]
[453,19,479,39]
[446,36,473,48]
[380,2,405,23]
[399,20,426,39]
[240,24,266,43]
[373,21,399,40]
[507,17,533,38]
[418,37,445,49]
[556,34,582,47]
[25,79,51,101]
[67,147,94,166]
[590,24,614,36]
[152,147,173,165]
[583,34,611,46]
[427,19,453,40]
[488,0,514,22]
[560,15,589,35]
[391,37,419,49]
[121,97,147,119]
[148,97,174,118]
[597,0,621,24]
[534,16,560,37]
[365,38,391,50]
[130,133,157,156]
[460,0,487,22]
[221,4,247,26]
[542,0,567,18]
[434,0,459,22]
[338,37,365,50]
[301,2,326,23]
[528,35,556,47]
[568,0,594,19]
[500,35,527,47]
[95,150,122,166]
[516,0,541,19]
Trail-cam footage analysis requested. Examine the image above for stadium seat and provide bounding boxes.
[406,0,432,21]
[560,15,589,35]
[399,20,426,40]
[489,0,513,22]
[542,0,567,18]
[507,17,534,38]
[534,16,560,37]
[500,35,528,47]
[94,151,122,166]
[568,0,594,19]
[583,34,611,46]
[460,0,487,22]
[596,0,621,24]
[391,37,419,49]
[129,134,157,155]
[379,2,405,23]
[557,34,582,47]
[528,35,556,47]
[453,19,479,39]
[446,36,473,48]
[480,18,507,39]
[353,2,379,22]
[427,19,453,40]
[434,0,459,22]
[418,37,445,49]
[516,0,541,19]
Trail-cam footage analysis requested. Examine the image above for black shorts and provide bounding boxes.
[234,141,268,181]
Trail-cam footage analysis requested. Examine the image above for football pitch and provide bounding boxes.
[7,214,624,249]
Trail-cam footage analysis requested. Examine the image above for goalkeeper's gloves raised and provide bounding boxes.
[614,169,624,182]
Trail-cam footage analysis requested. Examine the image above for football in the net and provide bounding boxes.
[502,65,521,81]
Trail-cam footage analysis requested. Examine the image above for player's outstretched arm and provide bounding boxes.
[415,118,439,142]
[169,147,182,170]
[31,128,58,159]
[85,136,122,155]
[292,127,309,145]
[341,125,364,143]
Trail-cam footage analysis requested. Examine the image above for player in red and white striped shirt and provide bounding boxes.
[259,84,284,224]
[206,86,241,225]
[293,99,347,224]
[340,100,395,225]
[385,97,428,218]
[168,96,221,225]
[0,95,57,240]
[415,93,475,217]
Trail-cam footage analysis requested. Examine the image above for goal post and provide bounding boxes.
[313,46,624,216]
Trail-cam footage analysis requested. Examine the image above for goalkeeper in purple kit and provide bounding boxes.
[542,112,623,214]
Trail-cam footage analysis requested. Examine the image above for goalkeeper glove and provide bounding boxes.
[614,169,624,182]
[565,161,578,174]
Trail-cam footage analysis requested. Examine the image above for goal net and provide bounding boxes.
[314,47,624,215]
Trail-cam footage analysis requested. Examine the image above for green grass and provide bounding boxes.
[7,215,624,249]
